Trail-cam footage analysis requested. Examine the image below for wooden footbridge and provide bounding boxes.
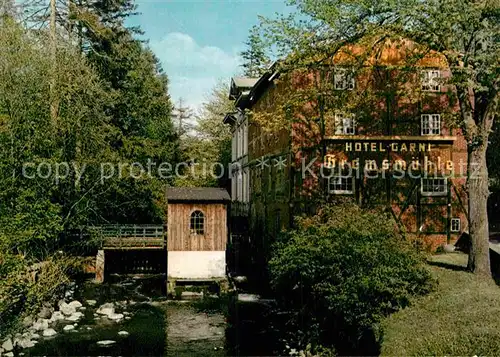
[91,224,166,282]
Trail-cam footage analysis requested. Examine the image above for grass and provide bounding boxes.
[381,252,500,356]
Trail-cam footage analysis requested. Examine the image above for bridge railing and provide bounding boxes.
[88,224,166,249]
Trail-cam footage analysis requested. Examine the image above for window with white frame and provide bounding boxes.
[243,122,248,156]
[451,218,461,232]
[421,69,440,92]
[334,113,356,135]
[421,114,441,135]
[241,170,246,203]
[231,132,236,161]
[328,173,354,194]
[421,177,447,196]
[243,168,250,202]
[231,176,236,200]
[237,171,243,201]
[237,126,243,158]
[334,68,355,90]
[190,210,205,235]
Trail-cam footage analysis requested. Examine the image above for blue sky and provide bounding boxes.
[129,0,291,112]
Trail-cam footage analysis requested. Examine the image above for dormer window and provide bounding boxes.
[421,114,441,135]
[421,69,440,92]
[335,113,356,135]
[334,68,355,90]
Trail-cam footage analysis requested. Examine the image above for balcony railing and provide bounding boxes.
[88,224,166,250]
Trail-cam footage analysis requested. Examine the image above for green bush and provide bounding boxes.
[0,252,80,338]
[269,204,434,355]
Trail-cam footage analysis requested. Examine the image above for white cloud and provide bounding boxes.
[150,32,242,111]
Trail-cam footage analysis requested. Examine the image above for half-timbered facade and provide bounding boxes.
[226,38,468,252]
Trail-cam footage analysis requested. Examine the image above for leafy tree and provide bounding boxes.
[0,18,110,254]
[175,82,234,188]
[172,98,194,141]
[259,0,500,276]
[240,25,272,77]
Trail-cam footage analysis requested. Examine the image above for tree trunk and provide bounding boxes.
[467,142,491,277]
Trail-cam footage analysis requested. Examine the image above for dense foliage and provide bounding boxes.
[0,2,180,336]
[0,253,81,337]
[175,82,233,188]
[240,25,272,78]
[269,204,434,355]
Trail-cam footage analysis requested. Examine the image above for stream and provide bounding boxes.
[15,276,280,357]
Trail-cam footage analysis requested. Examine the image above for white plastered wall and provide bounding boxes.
[167,251,226,279]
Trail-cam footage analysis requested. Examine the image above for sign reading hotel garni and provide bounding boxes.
[344,142,433,152]
[324,142,459,174]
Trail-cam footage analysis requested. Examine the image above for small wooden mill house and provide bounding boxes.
[166,187,230,280]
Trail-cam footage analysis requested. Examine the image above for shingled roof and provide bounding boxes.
[166,187,230,203]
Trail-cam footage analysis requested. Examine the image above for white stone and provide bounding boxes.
[86,327,92,330]
[68,300,82,309]
[86,300,97,306]
[49,311,65,322]
[38,305,53,319]
[63,325,75,331]
[31,334,40,340]
[238,293,260,302]
[4,352,14,357]
[12,337,20,348]
[444,244,456,253]
[42,328,57,337]
[22,316,34,328]
[66,312,84,322]
[17,338,35,349]
[118,331,129,336]
[32,319,49,331]
[96,303,115,316]
[97,340,116,346]
[2,339,13,352]
[59,302,76,316]
[108,313,124,321]
[234,276,248,283]
[125,317,131,320]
